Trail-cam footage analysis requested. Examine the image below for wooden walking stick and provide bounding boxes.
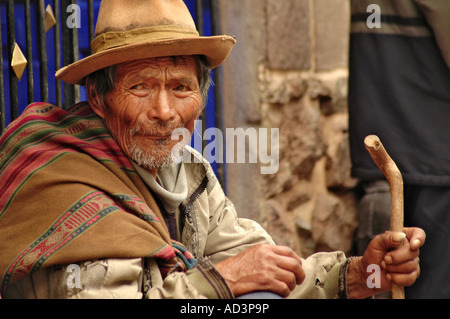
[364,135,405,299]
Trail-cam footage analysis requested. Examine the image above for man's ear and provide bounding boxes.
[86,80,106,119]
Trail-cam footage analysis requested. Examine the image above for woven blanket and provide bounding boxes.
[0,102,196,292]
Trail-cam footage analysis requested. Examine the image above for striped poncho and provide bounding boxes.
[0,102,195,292]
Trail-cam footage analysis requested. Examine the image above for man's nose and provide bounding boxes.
[147,90,176,122]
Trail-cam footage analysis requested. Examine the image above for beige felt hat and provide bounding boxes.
[55,0,236,85]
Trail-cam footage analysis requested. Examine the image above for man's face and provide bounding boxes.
[98,56,202,171]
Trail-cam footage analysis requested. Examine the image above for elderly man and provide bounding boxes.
[0,0,424,299]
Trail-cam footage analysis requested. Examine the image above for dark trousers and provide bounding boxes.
[355,182,450,299]
[404,185,450,299]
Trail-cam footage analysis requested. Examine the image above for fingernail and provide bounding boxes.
[385,255,393,264]
[381,261,386,269]
[393,232,406,243]
[412,239,421,249]
[386,273,392,281]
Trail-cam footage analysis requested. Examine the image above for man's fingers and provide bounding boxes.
[272,245,303,264]
[366,231,404,254]
[266,245,305,285]
[274,269,299,291]
[234,274,292,298]
[384,240,420,265]
[216,244,306,297]
[275,255,305,284]
[370,228,426,255]
[404,227,426,250]
[387,231,406,248]
[386,265,421,287]
[383,256,420,273]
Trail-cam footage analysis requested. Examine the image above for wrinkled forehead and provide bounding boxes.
[116,56,198,79]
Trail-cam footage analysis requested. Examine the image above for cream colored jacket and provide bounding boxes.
[4,148,347,299]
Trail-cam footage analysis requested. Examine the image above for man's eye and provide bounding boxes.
[175,85,189,92]
[131,84,146,90]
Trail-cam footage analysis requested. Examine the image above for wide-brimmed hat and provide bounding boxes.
[55,0,236,85]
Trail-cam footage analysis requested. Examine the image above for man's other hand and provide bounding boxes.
[347,227,425,298]
[215,244,305,297]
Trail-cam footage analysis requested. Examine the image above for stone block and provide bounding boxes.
[262,98,324,199]
[260,69,308,105]
[261,199,299,253]
[311,192,357,254]
[309,70,349,115]
[219,0,266,124]
[314,0,350,70]
[267,0,311,70]
[323,113,357,189]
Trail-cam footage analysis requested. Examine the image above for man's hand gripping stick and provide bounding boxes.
[364,135,405,299]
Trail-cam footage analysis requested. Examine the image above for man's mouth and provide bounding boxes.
[143,133,172,140]
[130,121,185,143]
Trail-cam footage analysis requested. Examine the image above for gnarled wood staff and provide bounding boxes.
[364,135,405,299]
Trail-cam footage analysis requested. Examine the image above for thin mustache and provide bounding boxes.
[130,121,184,136]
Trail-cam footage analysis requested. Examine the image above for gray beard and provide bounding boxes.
[128,121,185,170]
[128,137,186,170]
[129,141,172,170]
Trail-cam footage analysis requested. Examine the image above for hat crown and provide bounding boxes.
[55,0,236,85]
[95,0,197,37]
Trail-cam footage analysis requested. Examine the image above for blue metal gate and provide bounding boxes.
[0,0,225,185]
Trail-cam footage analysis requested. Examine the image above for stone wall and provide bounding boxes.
[218,0,358,257]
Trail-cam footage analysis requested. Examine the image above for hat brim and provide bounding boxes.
[55,35,236,85]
